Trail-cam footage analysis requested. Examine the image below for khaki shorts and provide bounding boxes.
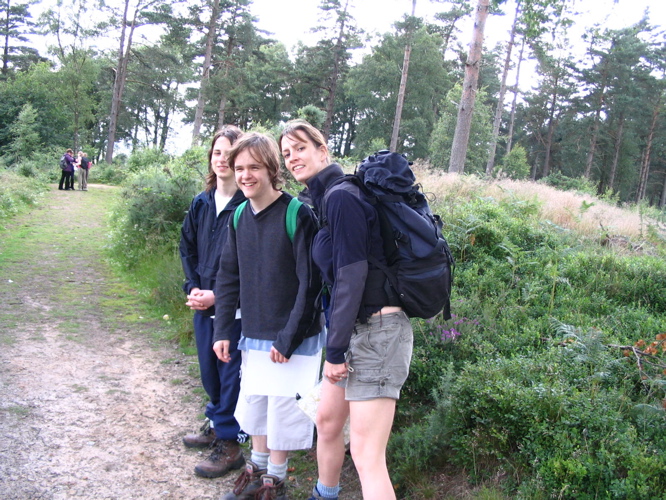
[344,311,413,401]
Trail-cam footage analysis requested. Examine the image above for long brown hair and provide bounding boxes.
[227,132,284,191]
[205,125,243,192]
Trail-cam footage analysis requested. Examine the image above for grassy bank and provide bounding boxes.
[6,156,664,498]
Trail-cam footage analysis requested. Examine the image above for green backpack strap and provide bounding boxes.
[233,198,302,243]
[233,200,248,231]
[285,197,303,242]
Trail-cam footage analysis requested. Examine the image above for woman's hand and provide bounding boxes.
[323,360,348,382]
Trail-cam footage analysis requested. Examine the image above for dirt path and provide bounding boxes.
[0,185,237,500]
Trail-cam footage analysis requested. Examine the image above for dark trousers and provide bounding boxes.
[194,313,242,440]
[59,170,74,190]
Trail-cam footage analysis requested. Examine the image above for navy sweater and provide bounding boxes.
[307,164,388,364]
[213,192,322,358]
[179,188,246,316]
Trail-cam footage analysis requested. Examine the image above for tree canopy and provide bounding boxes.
[1,0,665,206]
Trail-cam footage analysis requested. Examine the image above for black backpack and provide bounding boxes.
[324,150,454,320]
[59,155,67,170]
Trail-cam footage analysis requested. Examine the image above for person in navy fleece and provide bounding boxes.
[280,120,413,500]
[179,126,247,479]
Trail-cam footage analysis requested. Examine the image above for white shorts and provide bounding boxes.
[234,349,317,451]
[234,393,314,451]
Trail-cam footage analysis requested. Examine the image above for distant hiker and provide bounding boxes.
[77,151,91,191]
[179,126,248,478]
[213,132,323,500]
[280,120,413,500]
[58,149,76,191]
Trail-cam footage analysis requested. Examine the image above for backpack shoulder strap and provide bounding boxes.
[234,198,301,243]
[285,197,303,242]
[320,175,367,227]
[232,200,248,230]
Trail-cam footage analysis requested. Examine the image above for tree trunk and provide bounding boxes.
[217,94,228,129]
[390,0,417,152]
[541,118,555,178]
[660,172,666,208]
[448,0,490,174]
[216,32,238,130]
[105,0,137,164]
[584,105,602,179]
[636,96,661,202]
[584,61,608,179]
[160,106,170,151]
[390,43,411,152]
[322,0,350,141]
[607,113,625,191]
[541,72,560,179]
[152,108,160,147]
[485,1,519,176]
[192,0,221,147]
[506,36,525,154]
[2,1,9,75]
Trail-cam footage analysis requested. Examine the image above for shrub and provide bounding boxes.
[563,252,666,314]
[496,145,530,180]
[126,147,172,173]
[92,155,129,185]
[0,170,48,221]
[538,172,597,196]
[108,165,200,269]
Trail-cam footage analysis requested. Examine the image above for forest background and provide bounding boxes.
[2,0,666,498]
[1,0,666,205]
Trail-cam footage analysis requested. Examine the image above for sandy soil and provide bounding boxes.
[0,185,239,500]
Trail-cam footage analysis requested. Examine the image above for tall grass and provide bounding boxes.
[417,168,665,243]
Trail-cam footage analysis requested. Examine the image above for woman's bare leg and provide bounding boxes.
[349,398,396,500]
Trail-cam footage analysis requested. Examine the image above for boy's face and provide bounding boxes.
[234,149,273,200]
[211,136,234,182]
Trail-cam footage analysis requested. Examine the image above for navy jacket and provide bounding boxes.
[307,164,387,364]
[179,188,246,317]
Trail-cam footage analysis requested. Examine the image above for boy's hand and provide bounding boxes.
[213,340,231,362]
[269,346,288,364]
[186,288,215,310]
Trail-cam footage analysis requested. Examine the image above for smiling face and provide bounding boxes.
[234,148,275,203]
[211,136,234,182]
[281,133,329,185]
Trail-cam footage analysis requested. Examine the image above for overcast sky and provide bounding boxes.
[250,0,665,55]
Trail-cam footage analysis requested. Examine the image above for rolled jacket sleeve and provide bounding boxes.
[324,189,372,364]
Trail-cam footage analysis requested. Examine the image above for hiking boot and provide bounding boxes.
[308,486,338,500]
[183,420,217,449]
[253,474,288,500]
[194,439,245,478]
[219,460,267,499]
